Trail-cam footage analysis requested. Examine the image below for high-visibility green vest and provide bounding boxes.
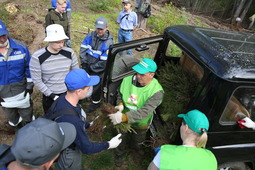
[160,145,217,170]
[120,75,163,129]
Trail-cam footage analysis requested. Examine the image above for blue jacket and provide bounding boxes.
[79,30,113,76]
[0,37,32,98]
[55,95,109,154]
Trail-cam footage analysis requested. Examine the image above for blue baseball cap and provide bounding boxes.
[65,69,100,90]
[0,21,9,36]
[132,58,157,74]
[178,109,209,134]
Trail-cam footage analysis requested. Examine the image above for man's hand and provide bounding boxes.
[115,104,124,112]
[108,134,122,149]
[108,111,122,125]
[0,97,3,106]
[26,88,33,95]
[50,93,59,100]
[239,117,255,130]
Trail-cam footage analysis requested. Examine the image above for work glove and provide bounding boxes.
[108,111,122,125]
[115,104,124,112]
[108,134,122,149]
[239,117,255,130]
[49,93,59,100]
[26,88,33,95]
[0,97,3,106]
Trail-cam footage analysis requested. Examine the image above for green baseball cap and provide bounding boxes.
[178,109,209,134]
[132,58,157,74]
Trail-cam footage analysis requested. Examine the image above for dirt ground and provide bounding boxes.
[0,0,252,147]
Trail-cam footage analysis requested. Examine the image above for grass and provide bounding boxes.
[0,6,9,24]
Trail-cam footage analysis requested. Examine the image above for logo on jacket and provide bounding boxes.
[127,94,138,105]
[14,51,22,55]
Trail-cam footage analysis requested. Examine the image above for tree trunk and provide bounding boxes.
[240,0,252,21]
[192,0,199,12]
[232,0,246,24]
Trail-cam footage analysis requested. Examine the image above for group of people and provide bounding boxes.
[1,0,254,169]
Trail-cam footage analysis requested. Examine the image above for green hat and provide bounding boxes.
[132,58,157,74]
[178,110,209,134]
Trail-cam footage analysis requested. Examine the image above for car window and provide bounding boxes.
[165,40,183,57]
[220,87,255,125]
[111,42,160,81]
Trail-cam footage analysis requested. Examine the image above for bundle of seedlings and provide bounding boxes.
[146,126,170,149]
[88,103,136,134]
[155,61,198,142]
[157,61,198,123]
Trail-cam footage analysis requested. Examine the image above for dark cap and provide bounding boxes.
[95,17,108,29]
[11,118,76,166]
[122,0,131,4]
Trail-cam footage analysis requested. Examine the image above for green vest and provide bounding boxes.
[160,145,217,170]
[120,75,163,129]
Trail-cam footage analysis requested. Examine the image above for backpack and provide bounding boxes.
[138,2,151,18]
[0,144,15,169]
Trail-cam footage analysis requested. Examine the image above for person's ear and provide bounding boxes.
[184,124,189,133]
[44,153,60,170]
[149,72,155,78]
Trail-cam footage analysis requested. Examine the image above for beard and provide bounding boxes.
[0,39,8,47]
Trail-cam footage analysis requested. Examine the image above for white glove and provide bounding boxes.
[241,117,255,130]
[108,134,122,149]
[115,104,124,112]
[53,95,59,100]
[108,111,122,125]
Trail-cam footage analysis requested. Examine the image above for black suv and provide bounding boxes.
[103,25,255,169]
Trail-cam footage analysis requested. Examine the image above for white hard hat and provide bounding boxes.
[44,24,69,42]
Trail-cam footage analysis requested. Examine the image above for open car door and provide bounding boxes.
[102,35,164,105]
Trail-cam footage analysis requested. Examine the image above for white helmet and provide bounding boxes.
[44,24,69,42]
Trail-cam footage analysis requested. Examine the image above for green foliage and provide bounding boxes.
[0,6,9,24]
[88,0,120,12]
[167,41,183,57]
[157,61,198,123]
[82,150,116,169]
[88,0,110,12]
[107,0,120,8]
[148,3,188,34]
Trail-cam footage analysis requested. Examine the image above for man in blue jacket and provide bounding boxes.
[0,21,34,127]
[49,69,122,170]
[79,17,114,113]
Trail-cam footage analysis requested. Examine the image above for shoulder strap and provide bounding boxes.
[0,144,15,169]
[120,14,129,22]
[43,98,80,120]
[56,107,80,120]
